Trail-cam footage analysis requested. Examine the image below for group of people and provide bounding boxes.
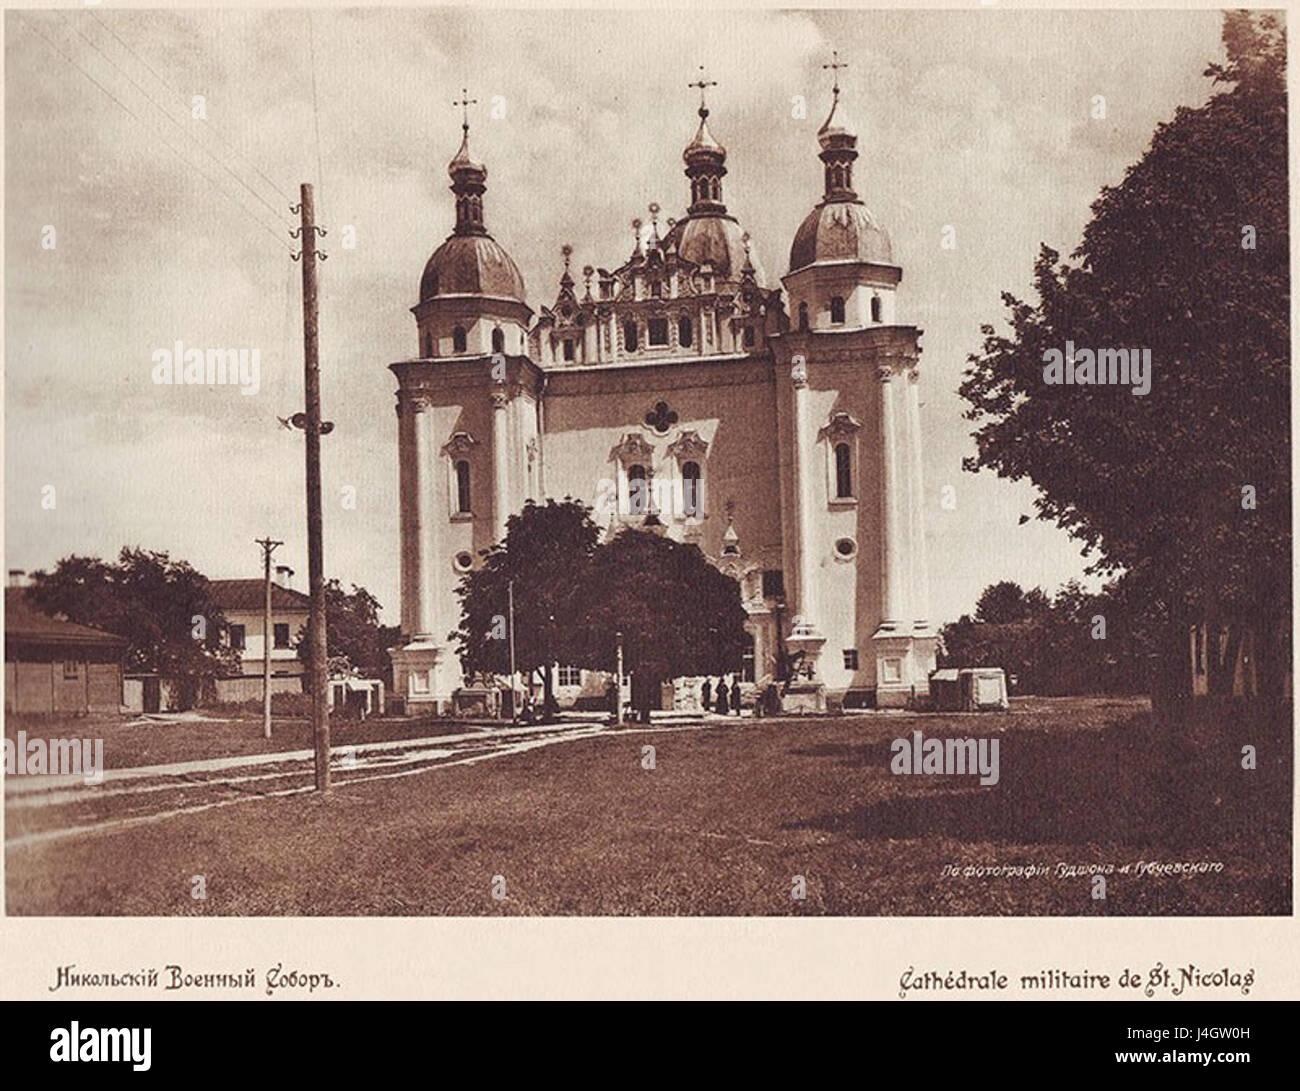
[701,677,744,716]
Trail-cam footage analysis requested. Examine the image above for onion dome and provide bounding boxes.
[419,94,527,304]
[787,71,894,273]
[664,69,765,284]
[662,215,765,284]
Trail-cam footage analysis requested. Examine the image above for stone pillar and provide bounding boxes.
[408,391,437,641]
[791,360,818,635]
[879,365,904,629]
[906,366,930,630]
[491,386,510,543]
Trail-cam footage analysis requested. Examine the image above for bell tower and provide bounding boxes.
[774,56,937,709]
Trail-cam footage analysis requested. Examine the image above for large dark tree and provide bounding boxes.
[959,12,1288,704]
[296,580,398,681]
[450,498,601,715]
[573,529,749,720]
[27,547,240,708]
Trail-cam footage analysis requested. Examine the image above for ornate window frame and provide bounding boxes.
[820,411,862,507]
[666,429,709,522]
[444,431,479,520]
[609,432,656,516]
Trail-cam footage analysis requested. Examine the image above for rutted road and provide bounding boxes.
[5,720,614,850]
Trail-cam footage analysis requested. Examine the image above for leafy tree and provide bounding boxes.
[959,12,1289,705]
[450,499,601,715]
[27,547,239,708]
[942,578,1152,696]
[573,529,749,721]
[296,580,398,681]
[975,581,1051,625]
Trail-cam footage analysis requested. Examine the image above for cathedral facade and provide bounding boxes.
[388,78,938,713]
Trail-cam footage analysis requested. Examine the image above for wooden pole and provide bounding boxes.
[298,183,330,792]
[255,537,283,740]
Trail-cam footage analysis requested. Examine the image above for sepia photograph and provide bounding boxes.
[2,3,1290,934]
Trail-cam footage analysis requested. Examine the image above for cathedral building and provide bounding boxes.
[388,73,938,713]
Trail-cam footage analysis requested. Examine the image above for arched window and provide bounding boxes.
[455,460,472,514]
[624,321,638,352]
[681,461,701,518]
[452,326,467,353]
[871,294,882,323]
[798,302,809,331]
[678,316,692,347]
[491,327,505,353]
[829,296,846,325]
[834,442,853,499]
[563,338,575,361]
[628,464,648,514]
[423,333,433,357]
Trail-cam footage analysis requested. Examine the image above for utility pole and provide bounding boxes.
[507,579,518,722]
[292,182,331,792]
[255,537,283,740]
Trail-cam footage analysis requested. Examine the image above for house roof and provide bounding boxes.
[4,588,127,648]
[208,579,311,613]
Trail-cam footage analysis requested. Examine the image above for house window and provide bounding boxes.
[557,665,582,687]
[678,316,692,347]
[830,296,846,324]
[834,537,857,560]
[63,660,80,679]
[452,326,467,353]
[743,325,755,347]
[230,624,246,651]
[742,632,756,682]
[624,321,638,351]
[563,338,575,361]
[492,327,505,353]
[455,459,472,514]
[762,570,785,600]
[681,460,702,518]
[273,623,290,650]
[843,649,860,671]
[1194,625,1206,675]
[798,302,809,331]
[871,294,883,323]
[627,464,649,514]
[648,318,669,346]
[835,442,853,498]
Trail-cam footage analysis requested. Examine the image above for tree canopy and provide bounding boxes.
[450,499,749,717]
[959,12,1288,696]
[27,547,240,706]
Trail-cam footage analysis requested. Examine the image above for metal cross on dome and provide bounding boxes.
[644,401,679,434]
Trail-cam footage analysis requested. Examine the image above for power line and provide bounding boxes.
[60,11,292,230]
[22,17,294,253]
[88,9,293,205]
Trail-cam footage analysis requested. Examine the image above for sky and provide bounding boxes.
[4,6,1227,626]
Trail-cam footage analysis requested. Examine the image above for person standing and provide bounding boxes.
[730,676,742,716]
[714,678,729,716]
[701,678,712,713]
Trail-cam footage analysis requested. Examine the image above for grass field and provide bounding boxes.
[5,697,1290,915]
